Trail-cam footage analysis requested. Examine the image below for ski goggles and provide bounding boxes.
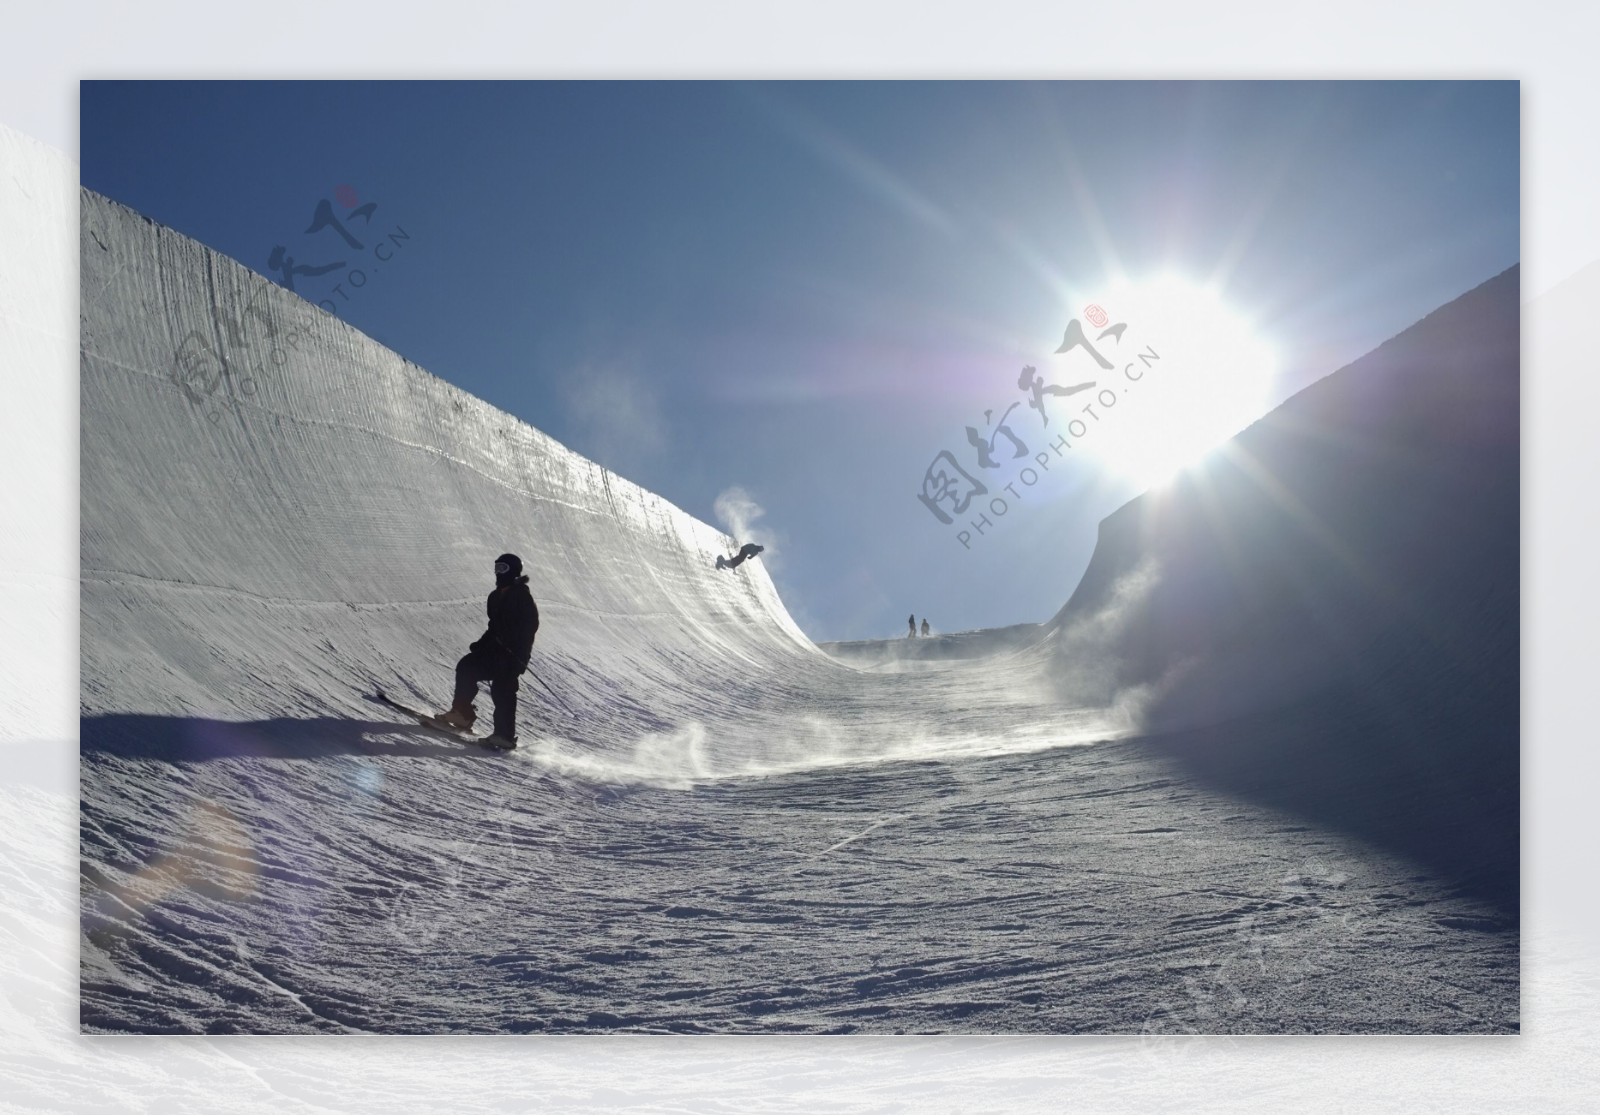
[495,560,512,575]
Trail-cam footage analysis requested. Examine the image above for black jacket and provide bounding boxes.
[472,576,539,670]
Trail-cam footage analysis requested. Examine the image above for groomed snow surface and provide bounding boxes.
[79,188,1517,1035]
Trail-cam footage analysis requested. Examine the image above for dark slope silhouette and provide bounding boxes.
[1045,266,1520,912]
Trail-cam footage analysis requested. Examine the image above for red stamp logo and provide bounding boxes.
[1085,303,1109,329]
[335,183,360,209]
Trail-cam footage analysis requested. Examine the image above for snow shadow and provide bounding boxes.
[1141,670,1519,917]
[80,713,494,764]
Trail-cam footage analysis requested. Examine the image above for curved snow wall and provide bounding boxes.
[80,190,818,737]
[1046,266,1518,728]
[1039,267,1520,909]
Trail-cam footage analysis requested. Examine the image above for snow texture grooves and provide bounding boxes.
[78,181,1516,1038]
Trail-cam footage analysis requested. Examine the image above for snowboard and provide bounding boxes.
[369,690,517,751]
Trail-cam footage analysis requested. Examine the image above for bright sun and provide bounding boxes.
[1070,274,1277,490]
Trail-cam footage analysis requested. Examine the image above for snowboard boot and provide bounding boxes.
[436,705,476,732]
[481,733,517,751]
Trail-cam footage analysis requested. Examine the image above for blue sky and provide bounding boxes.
[79,80,1519,641]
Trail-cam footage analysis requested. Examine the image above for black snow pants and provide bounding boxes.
[452,647,521,740]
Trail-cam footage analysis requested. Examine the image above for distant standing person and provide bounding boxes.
[908,613,917,638]
[435,553,539,750]
[920,618,930,637]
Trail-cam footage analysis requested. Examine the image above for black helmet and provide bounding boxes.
[494,553,523,585]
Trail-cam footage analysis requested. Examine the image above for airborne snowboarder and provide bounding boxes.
[435,552,539,750]
[716,542,765,570]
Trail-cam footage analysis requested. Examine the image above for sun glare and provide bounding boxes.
[1073,274,1277,490]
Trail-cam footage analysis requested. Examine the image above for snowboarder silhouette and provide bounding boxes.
[716,542,765,570]
[908,614,917,638]
[921,618,930,637]
[435,552,539,750]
